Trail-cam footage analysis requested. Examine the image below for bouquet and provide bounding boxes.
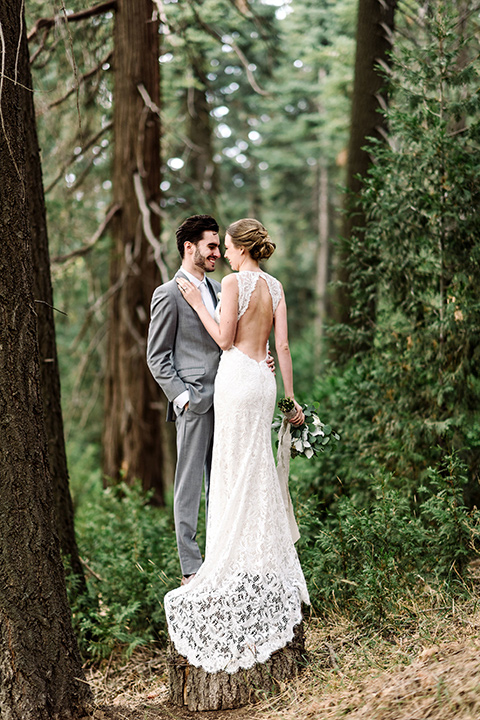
[273,398,341,459]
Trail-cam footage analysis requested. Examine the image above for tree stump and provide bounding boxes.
[167,621,307,711]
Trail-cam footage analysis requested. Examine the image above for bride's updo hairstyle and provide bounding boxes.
[226,218,276,261]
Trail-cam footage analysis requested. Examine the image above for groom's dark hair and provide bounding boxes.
[176,215,219,258]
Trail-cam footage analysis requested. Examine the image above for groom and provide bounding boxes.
[147,215,222,584]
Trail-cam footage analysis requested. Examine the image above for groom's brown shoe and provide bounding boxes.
[181,574,196,586]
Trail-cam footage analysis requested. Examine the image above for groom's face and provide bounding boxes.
[193,231,221,273]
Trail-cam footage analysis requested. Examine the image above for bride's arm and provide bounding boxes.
[274,288,304,425]
[177,274,238,350]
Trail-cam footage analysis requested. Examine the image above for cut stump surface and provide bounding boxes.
[167,621,307,711]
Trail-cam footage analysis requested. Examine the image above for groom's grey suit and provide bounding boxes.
[147,270,222,575]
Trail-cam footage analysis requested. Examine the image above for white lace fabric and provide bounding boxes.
[236,270,282,319]
[164,271,309,674]
[214,270,282,324]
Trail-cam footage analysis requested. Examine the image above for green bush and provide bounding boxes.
[296,454,479,623]
[68,482,184,660]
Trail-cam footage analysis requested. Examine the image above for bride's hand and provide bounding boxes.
[177,278,203,311]
[288,400,304,427]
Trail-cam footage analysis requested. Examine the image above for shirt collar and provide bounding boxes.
[181,268,204,288]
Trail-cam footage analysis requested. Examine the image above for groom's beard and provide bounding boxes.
[194,248,215,273]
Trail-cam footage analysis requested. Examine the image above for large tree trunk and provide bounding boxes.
[0,2,92,716]
[333,0,397,356]
[22,9,86,593]
[103,0,167,503]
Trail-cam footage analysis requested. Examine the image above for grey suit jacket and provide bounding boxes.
[147,270,222,422]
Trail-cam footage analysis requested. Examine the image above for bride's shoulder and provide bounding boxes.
[221,273,239,291]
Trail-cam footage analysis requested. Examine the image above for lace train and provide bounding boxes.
[164,345,309,674]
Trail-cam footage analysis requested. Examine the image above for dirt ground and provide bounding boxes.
[86,648,255,720]
[85,606,480,720]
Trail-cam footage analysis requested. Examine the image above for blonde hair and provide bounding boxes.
[226,218,276,261]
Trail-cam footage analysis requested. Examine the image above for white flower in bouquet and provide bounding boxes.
[273,399,341,459]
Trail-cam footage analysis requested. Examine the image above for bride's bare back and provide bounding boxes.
[234,277,274,362]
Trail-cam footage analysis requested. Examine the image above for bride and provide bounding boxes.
[165,217,310,674]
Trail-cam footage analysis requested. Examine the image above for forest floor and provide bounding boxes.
[86,584,480,720]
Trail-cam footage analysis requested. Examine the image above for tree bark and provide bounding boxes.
[167,621,307,711]
[103,0,167,503]
[185,60,219,201]
[0,2,92,716]
[22,8,86,593]
[333,0,397,356]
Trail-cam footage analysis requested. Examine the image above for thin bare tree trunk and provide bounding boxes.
[314,69,331,367]
[314,160,330,366]
[0,2,92,716]
[333,0,397,356]
[103,0,167,503]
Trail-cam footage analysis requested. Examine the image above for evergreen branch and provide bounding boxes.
[79,556,105,582]
[76,335,105,432]
[137,81,161,116]
[47,50,112,110]
[34,300,68,316]
[0,74,34,92]
[27,0,117,42]
[185,0,269,96]
[51,203,120,264]
[66,153,99,193]
[69,225,149,361]
[29,28,50,65]
[133,172,169,284]
[137,83,205,156]
[229,39,269,96]
[44,120,113,194]
[226,0,276,46]
[70,269,127,354]
[58,0,82,129]
[151,0,171,35]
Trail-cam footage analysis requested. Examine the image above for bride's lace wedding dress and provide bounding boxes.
[164,270,310,674]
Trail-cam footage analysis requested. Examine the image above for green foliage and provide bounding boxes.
[297,455,479,623]
[289,0,480,626]
[322,0,480,501]
[68,483,182,660]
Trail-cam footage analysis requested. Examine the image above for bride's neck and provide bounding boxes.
[238,257,259,272]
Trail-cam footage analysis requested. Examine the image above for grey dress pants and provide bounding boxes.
[173,405,214,575]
